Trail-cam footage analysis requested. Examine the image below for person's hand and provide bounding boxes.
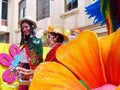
[10,68,19,76]
[16,67,34,75]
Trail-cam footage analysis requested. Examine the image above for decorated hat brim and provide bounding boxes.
[49,31,68,41]
[18,18,37,29]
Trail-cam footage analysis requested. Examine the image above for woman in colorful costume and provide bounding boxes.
[16,17,43,90]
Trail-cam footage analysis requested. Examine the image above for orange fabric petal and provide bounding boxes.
[29,62,86,90]
[56,30,106,89]
[106,28,120,85]
[99,33,114,66]
[99,33,114,82]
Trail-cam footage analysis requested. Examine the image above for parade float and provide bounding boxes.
[1,0,120,89]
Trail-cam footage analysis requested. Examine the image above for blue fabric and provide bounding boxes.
[85,0,105,26]
[72,0,76,3]
[10,55,20,69]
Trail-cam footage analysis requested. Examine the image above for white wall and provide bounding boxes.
[26,0,36,21]
[29,0,95,30]
[49,0,94,30]
[8,0,20,44]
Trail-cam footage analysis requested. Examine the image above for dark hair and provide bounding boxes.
[49,32,64,43]
[20,21,35,46]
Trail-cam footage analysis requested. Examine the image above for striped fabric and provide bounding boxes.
[101,0,120,34]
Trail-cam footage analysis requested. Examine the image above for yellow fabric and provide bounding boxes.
[0,43,50,90]
[43,47,50,61]
[0,43,19,90]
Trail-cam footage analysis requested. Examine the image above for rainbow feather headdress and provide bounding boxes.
[85,0,120,34]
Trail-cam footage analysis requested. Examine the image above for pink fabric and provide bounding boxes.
[92,84,116,90]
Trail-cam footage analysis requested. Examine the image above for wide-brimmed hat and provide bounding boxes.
[47,25,68,41]
[18,17,37,29]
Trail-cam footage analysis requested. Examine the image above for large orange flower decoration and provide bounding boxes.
[29,28,120,90]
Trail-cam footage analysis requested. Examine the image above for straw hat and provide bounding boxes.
[18,17,37,29]
[47,25,68,41]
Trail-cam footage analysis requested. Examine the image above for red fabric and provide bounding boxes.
[45,43,80,80]
[45,43,62,63]
[20,45,39,70]
[19,85,28,90]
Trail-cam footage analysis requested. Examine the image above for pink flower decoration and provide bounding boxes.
[9,44,20,57]
[2,69,16,84]
[0,44,20,84]
[0,53,13,66]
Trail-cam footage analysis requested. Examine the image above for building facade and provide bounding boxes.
[0,0,107,44]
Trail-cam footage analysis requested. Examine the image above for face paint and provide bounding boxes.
[46,33,55,47]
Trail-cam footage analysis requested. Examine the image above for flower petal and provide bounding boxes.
[56,30,106,89]
[29,62,86,90]
[99,33,114,66]
[106,28,120,85]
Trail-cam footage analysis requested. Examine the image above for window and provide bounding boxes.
[1,0,8,26]
[19,0,26,19]
[1,0,8,20]
[0,33,9,43]
[65,0,78,12]
[36,0,50,21]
